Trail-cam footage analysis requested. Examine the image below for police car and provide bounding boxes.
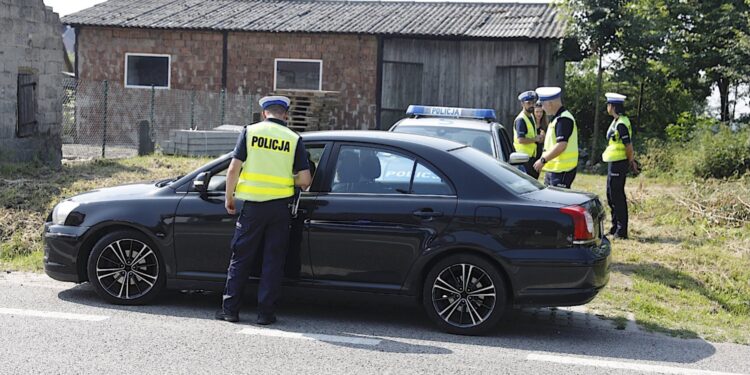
[389,105,530,166]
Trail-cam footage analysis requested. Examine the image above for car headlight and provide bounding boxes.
[52,200,80,225]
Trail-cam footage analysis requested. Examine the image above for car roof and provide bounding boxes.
[392,117,496,131]
[301,130,468,151]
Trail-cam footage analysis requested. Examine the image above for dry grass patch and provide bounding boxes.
[573,173,750,344]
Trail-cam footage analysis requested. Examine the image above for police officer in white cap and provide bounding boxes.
[514,90,543,178]
[533,87,579,188]
[216,95,312,325]
[603,92,639,239]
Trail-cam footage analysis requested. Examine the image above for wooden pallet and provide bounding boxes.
[274,90,340,132]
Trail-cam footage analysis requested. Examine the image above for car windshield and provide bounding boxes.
[451,146,544,194]
[393,125,495,157]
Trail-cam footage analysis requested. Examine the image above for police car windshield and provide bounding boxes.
[451,147,543,194]
[393,126,494,157]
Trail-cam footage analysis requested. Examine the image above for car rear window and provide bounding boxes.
[393,125,495,157]
[451,146,544,194]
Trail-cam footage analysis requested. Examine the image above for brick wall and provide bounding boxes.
[76,27,380,136]
[78,27,224,91]
[0,0,63,165]
[227,32,379,130]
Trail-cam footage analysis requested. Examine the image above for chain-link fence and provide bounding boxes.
[62,77,261,159]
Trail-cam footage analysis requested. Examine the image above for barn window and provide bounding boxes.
[17,72,38,138]
[274,59,322,91]
[125,53,171,89]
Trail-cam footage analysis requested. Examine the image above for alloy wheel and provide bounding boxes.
[431,263,496,328]
[95,239,159,300]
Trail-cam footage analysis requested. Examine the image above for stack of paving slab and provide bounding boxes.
[162,125,243,157]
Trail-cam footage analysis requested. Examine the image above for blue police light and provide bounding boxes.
[406,105,496,121]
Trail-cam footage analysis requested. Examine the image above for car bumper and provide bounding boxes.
[508,236,612,307]
[43,223,89,283]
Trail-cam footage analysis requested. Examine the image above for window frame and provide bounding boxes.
[323,142,456,197]
[273,58,323,92]
[124,52,172,89]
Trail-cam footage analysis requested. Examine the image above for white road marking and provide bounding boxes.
[238,327,381,346]
[0,308,109,322]
[527,353,747,375]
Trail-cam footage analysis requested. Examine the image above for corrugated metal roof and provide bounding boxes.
[62,0,566,39]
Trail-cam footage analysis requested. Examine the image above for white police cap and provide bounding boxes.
[605,92,627,104]
[518,90,538,102]
[535,87,562,101]
[259,95,291,110]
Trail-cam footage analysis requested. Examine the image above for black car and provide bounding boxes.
[44,131,611,335]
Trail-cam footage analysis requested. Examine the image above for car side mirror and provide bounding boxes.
[193,172,209,196]
[508,152,530,165]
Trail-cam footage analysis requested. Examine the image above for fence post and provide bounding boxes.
[251,94,253,125]
[190,91,196,130]
[150,85,156,142]
[220,88,226,126]
[101,80,108,158]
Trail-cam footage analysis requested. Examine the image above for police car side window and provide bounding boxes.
[412,163,453,195]
[331,145,415,194]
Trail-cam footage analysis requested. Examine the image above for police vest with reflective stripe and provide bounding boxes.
[513,111,537,158]
[602,115,632,162]
[542,110,579,173]
[235,121,299,202]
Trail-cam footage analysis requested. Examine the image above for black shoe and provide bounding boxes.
[256,313,277,325]
[609,227,617,236]
[215,310,239,323]
[613,234,628,240]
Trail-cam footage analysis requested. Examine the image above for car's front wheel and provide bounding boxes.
[422,254,507,335]
[87,230,165,305]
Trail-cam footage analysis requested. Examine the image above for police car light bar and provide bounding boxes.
[406,105,496,121]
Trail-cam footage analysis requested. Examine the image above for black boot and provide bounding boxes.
[256,313,277,325]
[215,310,239,323]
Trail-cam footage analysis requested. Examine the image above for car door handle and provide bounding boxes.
[412,210,443,218]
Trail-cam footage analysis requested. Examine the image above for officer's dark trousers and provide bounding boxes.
[544,169,577,188]
[607,160,629,237]
[222,199,291,315]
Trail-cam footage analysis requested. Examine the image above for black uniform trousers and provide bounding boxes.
[222,198,291,315]
[607,160,629,237]
[544,168,577,189]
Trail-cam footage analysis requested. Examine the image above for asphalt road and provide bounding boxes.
[1,272,748,375]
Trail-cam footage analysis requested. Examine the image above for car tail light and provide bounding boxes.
[560,205,595,243]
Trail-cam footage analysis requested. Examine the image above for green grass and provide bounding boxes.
[0,155,211,271]
[1,156,749,344]
[573,173,750,344]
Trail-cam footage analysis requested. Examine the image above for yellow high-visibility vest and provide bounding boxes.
[235,121,299,202]
[602,115,632,162]
[542,110,579,173]
[513,111,537,158]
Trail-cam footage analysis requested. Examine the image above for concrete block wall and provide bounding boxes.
[0,0,63,166]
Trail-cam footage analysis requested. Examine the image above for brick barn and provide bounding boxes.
[63,0,567,131]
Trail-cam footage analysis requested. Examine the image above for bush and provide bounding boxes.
[692,125,750,179]
[639,138,677,178]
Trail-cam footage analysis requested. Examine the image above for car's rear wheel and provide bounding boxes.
[422,254,507,335]
[87,230,165,305]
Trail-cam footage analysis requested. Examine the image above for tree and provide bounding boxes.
[563,0,630,163]
[664,0,750,122]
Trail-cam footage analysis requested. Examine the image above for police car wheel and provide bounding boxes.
[87,230,165,305]
[422,254,507,335]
